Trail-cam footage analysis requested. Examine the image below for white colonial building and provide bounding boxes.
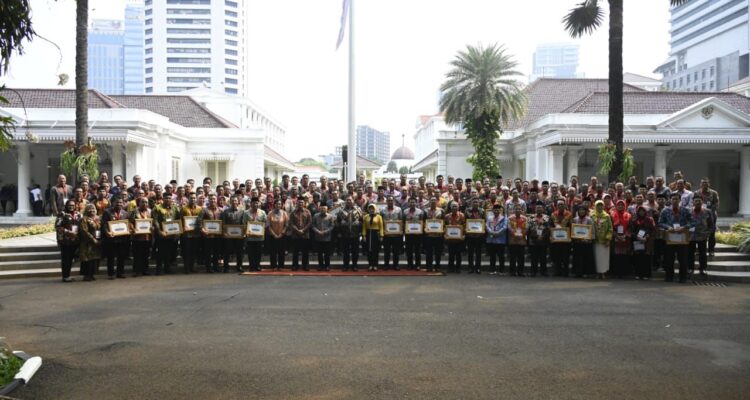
[0,88,294,217]
[412,78,750,216]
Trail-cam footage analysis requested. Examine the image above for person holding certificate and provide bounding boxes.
[464,199,485,274]
[336,197,363,271]
[571,206,595,278]
[55,200,81,282]
[527,204,550,277]
[444,202,466,273]
[403,197,425,271]
[362,204,384,271]
[79,204,101,281]
[423,198,445,272]
[198,194,223,273]
[550,201,572,277]
[610,200,632,278]
[244,197,267,272]
[508,204,527,277]
[221,196,246,273]
[485,203,508,275]
[267,199,289,271]
[380,196,403,271]
[129,197,153,276]
[658,193,694,283]
[592,200,613,279]
[154,194,180,275]
[629,206,655,280]
[101,197,130,279]
[179,192,202,274]
[688,197,713,277]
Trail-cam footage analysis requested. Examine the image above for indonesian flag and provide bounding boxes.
[336,0,351,50]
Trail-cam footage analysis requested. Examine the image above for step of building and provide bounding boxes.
[0,251,61,263]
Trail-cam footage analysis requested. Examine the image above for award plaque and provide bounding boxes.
[224,224,245,239]
[134,219,153,235]
[444,225,464,240]
[108,220,129,237]
[571,224,593,240]
[465,219,485,234]
[633,241,646,251]
[550,228,571,243]
[385,221,403,236]
[424,219,445,234]
[405,221,423,235]
[666,231,688,245]
[246,221,265,237]
[162,221,183,236]
[203,220,223,236]
[183,216,198,232]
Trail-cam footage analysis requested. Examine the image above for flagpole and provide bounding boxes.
[346,0,356,184]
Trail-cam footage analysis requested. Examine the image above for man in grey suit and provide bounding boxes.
[49,174,73,216]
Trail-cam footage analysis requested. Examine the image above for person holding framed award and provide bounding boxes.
[571,206,595,278]
[221,196,246,273]
[464,199,485,274]
[402,197,425,271]
[101,197,130,279]
[55,200,81,282]
[423,197,445,272]
[129,197,153,277]
[179,192,202,274]
[592,200,613,280]
[154,194,180,275]
[629,206,655,280]
[549,201,572,277]
[362,203,384,271]
[658,193,694,283]
[507,204,528,276]
[79,204,102,281]
[244,197,267,272]
[380,196,403,271]
[527,204,550,277]
[688,197,713,277]
[444,202,466,273]
[198,194,223,273]
[485,203,508,275]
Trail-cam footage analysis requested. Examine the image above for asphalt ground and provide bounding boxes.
[1,274,749,400]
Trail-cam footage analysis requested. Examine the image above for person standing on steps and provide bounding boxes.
[55,199,81,282]
[362,204,384,272]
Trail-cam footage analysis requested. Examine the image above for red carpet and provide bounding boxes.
[242,269,444,276]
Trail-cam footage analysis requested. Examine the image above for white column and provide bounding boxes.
[654,145,669,179]
[739,146,750,216]
[566,145,582,183]
[525,139,536,179]
[14,142,32,217]
[437,141,447,177]
[549,146,566,184]
[111,144,124,179]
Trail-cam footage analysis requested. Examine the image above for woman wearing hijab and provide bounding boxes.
[571,205,594,278]
[55,199,81,282]
[79,203,102,281]
[610,200,632,278]
[362,203,384,271]
[592,200,613,279]
[629,206,655,280]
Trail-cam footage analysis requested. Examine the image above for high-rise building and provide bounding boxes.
[654,0,750,92]
[87,19,125,95]
[530,43,579,82]
[356,125,390,164]
[87,1,145,95]
[144,0,247,96]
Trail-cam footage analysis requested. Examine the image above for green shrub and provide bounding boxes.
[0,353,22,387]
[0,223,55,240]
[729,221,750,253]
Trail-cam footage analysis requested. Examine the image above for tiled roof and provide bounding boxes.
[728,75,750,89]
[0,88,235,128]
[562,92,750,114]
[506,78,644,129]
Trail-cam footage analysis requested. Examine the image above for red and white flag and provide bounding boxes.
[336,0,351,50]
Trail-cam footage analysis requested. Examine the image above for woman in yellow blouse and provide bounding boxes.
[362,204,384,271]
[593,200,613,279]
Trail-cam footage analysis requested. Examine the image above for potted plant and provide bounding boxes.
[0,338,42,396]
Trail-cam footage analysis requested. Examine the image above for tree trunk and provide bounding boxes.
[74,0,88,185]
[607,0,624,184]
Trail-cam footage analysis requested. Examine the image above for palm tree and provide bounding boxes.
[563,0,689,183]
[440,44,526,180]
[74,0,89,184]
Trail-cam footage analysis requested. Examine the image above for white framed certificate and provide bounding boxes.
[70,225,79,234]
[246,221,265,237]
[424,219,444,234]
[203,220,223,236]
[134,219,152,235]
[633,241,646,251]
[385,221,403,236]
[108,220,129,236]
[183,216,198,232]
[465,219,485,234]
[224,224,245,239]
[571,224,592,240]
[666,231,688,245]
[405,221,423,235]
[445,225,464,240]
[550,228,571,243]
[162,221,183,236]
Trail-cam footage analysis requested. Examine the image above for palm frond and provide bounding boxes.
[563,0,604,38]
[670,0,690,6]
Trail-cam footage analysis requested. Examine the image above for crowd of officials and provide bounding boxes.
[52,170,719,284]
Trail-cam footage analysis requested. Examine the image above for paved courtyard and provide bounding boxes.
[2,274,749,399]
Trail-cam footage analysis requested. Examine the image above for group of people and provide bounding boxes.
[53,170,718,284]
